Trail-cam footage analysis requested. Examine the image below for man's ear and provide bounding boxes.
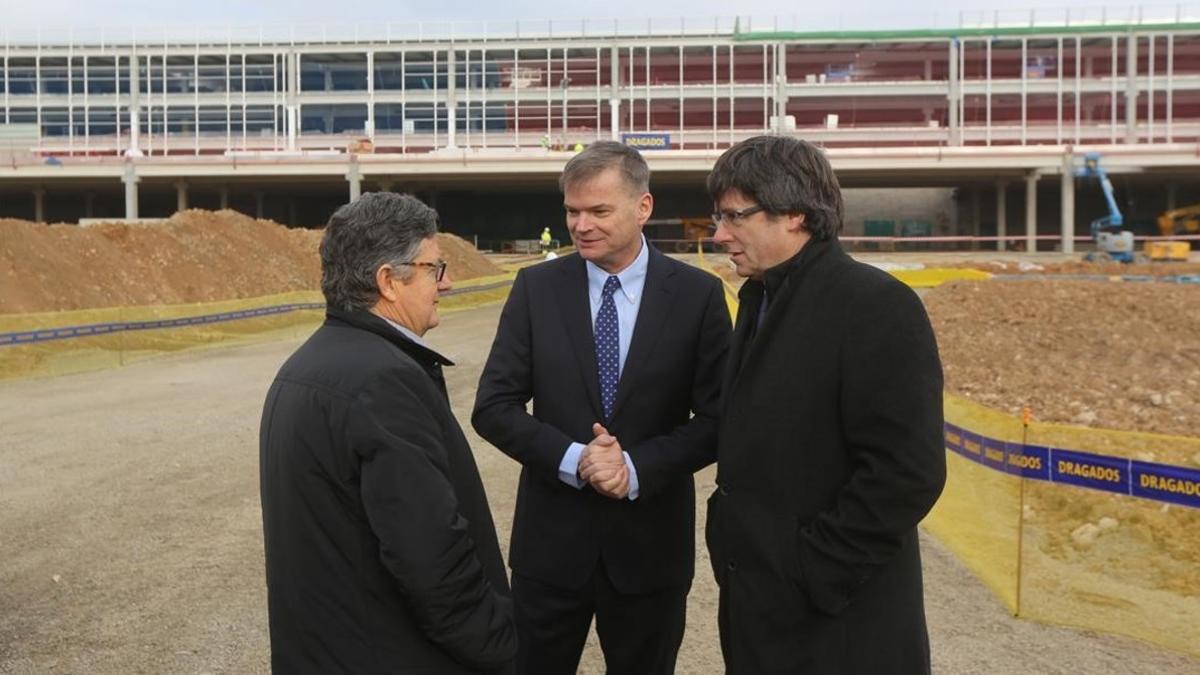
[784,213,807,234]
[636,192,654,225]
[376,265,399,302]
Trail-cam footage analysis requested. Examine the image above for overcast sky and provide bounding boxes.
[1,0,1188,39]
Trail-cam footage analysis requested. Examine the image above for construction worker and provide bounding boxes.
[540,226,553,251]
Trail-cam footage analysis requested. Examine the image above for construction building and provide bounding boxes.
[2,12,1200,249]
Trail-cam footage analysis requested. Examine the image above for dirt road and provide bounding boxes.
[1,302,1197,674]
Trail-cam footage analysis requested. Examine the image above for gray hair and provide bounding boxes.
[320,192,439,312]
[558,140,650,195]
[707,136,844,241]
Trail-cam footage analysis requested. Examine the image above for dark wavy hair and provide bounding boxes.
[706,136,844,241]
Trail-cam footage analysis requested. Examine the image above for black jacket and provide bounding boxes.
[260,308,515,674]
[472,247,730,593]
[706,240,946,674]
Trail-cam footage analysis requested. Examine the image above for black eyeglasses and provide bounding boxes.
[711,204,765,227]
[397,260,448,282]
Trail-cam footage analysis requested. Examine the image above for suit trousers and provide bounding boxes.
[511,558,689,675]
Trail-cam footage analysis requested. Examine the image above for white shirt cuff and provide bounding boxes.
[558,442,587,489]
[624,451,640,501]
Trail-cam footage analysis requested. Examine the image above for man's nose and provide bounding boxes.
[712,222,731,243]
[572,213,594,231]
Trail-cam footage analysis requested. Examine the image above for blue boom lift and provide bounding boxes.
[1076,152,1141,263]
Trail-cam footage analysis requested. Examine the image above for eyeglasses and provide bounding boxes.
[397,260,448,282]
[711,204,765,227]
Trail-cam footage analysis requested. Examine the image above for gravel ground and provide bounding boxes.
[1,302,1197,674]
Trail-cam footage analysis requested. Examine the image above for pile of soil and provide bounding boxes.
[925,279,1200,439]
[0,211,501,313]
[944,260,1200,277]
[927,279,1200,616]
[437,232,505,280]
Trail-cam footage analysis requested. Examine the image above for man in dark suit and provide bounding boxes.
[260,193,515,673]
[704,136,946,674]
[473,141,730,674]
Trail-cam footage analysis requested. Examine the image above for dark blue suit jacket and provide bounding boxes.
[473,245,730,593]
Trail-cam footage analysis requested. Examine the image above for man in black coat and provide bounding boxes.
[704,136,946,674]
[259,193,516,673]
[473,141,730,674]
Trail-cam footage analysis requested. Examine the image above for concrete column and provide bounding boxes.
[347,161,362,202]
[996,181,1008,251]
[445,50,457,149]
[948,39,961,146]
[287,106,298,151]
[366,50,376,140]
[287,199,298,227]
[128,53,143,156]
[1167,181,1178,212]
[970,186,981,250]
[219,185,230,210]
[175,181,189,213]
[84,192,97,218]
[33,187,46,223]
[1061,155,1075,253]
[286,51,299,151]
[609,46,621,141]
[255,190,265,219]
[1126,33,1139,144]
[1025,171,1038,252]
[773,43,789,131]
[123,163,140,220]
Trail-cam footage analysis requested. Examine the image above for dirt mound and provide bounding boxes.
[927,280,1200,620]
[925,279,1200,438]
[438,232,503,281]
[0,212,501,313]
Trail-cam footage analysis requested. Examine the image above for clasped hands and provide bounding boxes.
[577,423,630,500]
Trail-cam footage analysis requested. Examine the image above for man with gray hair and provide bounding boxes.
[260,192,516,673]
[474,141,730,673]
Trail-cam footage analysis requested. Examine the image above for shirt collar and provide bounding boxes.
[585,235,649,304]
[381,316,432,350]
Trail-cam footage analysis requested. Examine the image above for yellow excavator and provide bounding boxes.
[1151,205,1198,261]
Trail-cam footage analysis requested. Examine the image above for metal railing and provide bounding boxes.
[5,5,1200,47]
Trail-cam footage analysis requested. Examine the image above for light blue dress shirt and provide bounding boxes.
[382,316,429,348]
[557,237,649,500]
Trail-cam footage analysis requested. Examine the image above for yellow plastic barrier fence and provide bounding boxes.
[890,267,992,287]
[0,272,517,381]
[923,395,1026,612]
[926,395,1200,658]
[0,291,324,381]
[694,242,740,317]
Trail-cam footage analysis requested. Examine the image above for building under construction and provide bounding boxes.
[2,12,1200,247]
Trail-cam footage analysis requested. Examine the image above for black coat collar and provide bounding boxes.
[752,237,842,302]
[725,238,845,408]
[325,307,456,368]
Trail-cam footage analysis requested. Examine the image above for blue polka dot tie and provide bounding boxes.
[595,275,621,421]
